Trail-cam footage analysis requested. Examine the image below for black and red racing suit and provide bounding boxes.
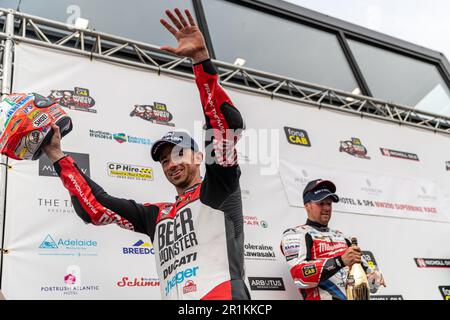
[53,59,250,300]
[281,219,375,300]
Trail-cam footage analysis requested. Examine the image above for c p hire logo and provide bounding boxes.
[122,240,155,255]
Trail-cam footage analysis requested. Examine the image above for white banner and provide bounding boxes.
[1,43,450,300]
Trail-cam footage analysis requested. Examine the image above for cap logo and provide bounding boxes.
[163,131,174,139]
[313,188,329,195]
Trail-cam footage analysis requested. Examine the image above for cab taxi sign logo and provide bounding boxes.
[284,127,311,147]
[302,265,317,277]
[439,286,450,300]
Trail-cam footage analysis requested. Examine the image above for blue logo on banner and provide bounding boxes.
[39,234,58,249]
[122,240,154,255]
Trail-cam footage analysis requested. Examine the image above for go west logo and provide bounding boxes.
[38,234,98,257]
[48,87,96,113]
[339,137,370,159]
[130,102,175,127]
[122,240,155,255]
[89,129,152,146]
[39,151,90,178]
[107,163,153,181]
[284,127,311,147]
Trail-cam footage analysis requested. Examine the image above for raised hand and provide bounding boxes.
[160,8,210,64]
[42,123,65,164]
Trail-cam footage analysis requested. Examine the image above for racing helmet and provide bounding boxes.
[0,93,73,160]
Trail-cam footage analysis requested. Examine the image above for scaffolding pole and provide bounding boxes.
[0,9,14,290]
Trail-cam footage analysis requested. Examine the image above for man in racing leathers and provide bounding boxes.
[280,179,385,300]
[43,8,250,300]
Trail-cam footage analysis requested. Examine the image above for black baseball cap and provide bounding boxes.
[303,179,339,204]
[151,131,199,162]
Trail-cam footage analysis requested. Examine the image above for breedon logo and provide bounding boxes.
[122,240,155,255]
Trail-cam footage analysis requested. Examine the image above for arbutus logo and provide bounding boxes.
[248,277,285,291]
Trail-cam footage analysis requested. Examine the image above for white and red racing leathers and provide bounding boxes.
[281,219,376,300]
[53,59,250,300]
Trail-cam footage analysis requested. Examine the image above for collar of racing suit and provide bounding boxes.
[175,182,201,202]
[306,219,329,232]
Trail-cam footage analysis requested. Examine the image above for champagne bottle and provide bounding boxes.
[346,237,370,300]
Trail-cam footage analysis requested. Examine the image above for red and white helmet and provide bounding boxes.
[0,93,72,160]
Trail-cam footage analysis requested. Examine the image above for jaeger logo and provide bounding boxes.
[39,151,90,177]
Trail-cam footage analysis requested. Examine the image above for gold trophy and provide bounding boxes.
[346,237,370,300]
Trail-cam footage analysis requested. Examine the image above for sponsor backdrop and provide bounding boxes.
[1,43,450,299]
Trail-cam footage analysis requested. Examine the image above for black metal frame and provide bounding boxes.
[207,0,450,97]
